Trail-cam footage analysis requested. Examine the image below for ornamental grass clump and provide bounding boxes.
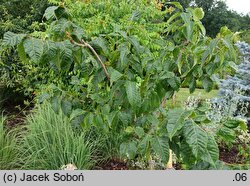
[0,115,20,169]
[20,103,95,170]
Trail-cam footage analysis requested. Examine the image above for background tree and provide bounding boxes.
[164,0,250,38]
[194,0,215,12]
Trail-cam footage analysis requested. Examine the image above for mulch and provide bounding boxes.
[219,145,244,164]
[97,145,245,170]
[173,163,182,170]
[96,159,129,170]
[98,160,183,170]
[2,101,32,129]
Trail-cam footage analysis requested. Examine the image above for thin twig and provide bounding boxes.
[81,39,110,80]
[66,32,110,80]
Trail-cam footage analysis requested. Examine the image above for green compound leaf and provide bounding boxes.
[108,67,123,84]
[61,99,72,117]
[167,108,192,140]
[125,81,141,109]
[151,135,170,163]
[183,120,208,158]
[3,32,26,47]
[23,38,44,62]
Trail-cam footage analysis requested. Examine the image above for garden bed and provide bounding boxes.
[1,0,249,170]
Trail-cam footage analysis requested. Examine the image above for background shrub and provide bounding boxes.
[0,0,50,106]
[219,41,250,118]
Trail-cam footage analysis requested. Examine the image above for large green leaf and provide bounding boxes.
[167,77,181,90]
[17,43,28,63]
[147,114,159,126]
[201,135,219,166]
[128,36,144,54]
[205,62,217,76]
[186,21,194,42]
[183,120,208,158]
[23,38,44,62]
[118,43,130,69]
[53,18,73,36]
[91,37,108,55]
[180,141,196,165]
[222,38,237,61]
[107,67,123,84]
[151,135,170,163]
[120,141,138,159]
[166,19,183,34]
[119,111,132,126]
[43,6,58,20]
[134,127,145,138]
[167,108,191,140]
[209,39,218,53]
[193,8,204,20]
[54,6,72,20]
[166,12,181,25]
[217,126,236,142]
[61,99,72,116]
[3,32,26,47]
[72,26,85,41]
[181,13,194,42]
[202,75,213,92]
[43,40,57,59]
[83,112,94,128]
[38,93,50,103]
[70,109,85,121]
[50,96,61,114]
[57,40,73,71]
[197,21,206,36]
[125,81,141,108]
[224,119,241,129]
[138,134,151,155]
[141,91,161,113]
[159,71,175,80]
[189,76,196,93]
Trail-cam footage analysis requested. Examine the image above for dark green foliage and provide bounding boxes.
[200,1,249,38]
[164,0,250,38]
[240,30,250,44]
[0,0,50,37]
[0,0,51,106]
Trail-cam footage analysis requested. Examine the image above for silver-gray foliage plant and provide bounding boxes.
[218,41,250,119]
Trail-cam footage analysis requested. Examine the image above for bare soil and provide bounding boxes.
[219,145,244,164]
[97,159,129,170]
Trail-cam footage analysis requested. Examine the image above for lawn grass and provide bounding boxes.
[166,88,219,108]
